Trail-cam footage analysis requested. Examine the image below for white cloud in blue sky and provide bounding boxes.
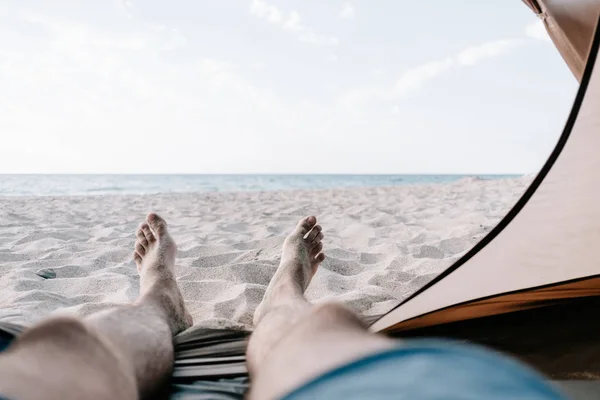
[250,0,339,46]
[0,1,577,174]
[339,3,355,20]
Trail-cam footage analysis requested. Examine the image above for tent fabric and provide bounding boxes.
[371,15,600,335]
[374,276,600,333]
[522,0,600,81]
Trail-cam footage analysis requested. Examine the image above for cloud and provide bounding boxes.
[339,3,354,20]
[396,39,525,96]
[396,57,454,95]
[250,0,338,46]
[199,59,248,91]
[0,6,291,173]
[250,0,283,23]
[115,0,134,18]
[337,86,389,107]
[455,39,523,66]
[339,36,528,107]
[24,13,169,52]
[197,59,278,112]
[120,0,134,10]
[339,19,552,107]
[0,11,197,131]
[24,12,188,57]
[525,19,551,42]
[394,21,551,96]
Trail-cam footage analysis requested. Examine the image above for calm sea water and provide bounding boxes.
[0,175,520,197]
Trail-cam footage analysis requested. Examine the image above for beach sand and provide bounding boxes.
[0,177,532,330]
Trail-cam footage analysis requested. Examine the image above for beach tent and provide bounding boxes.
[3,1,600,399]
[371,0,600,375]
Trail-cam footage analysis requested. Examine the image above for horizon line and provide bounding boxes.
[0,172,528,176]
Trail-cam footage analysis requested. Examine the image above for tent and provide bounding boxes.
[372,0,600,369]
[3,1,600,399]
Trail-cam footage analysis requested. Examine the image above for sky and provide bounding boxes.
[0,1,578,174]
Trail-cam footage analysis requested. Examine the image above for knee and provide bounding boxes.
[307,302,368,331]
[246,303,365,368]
[5,317,137,400]
[16,316,93,349]
[14,316,122,367]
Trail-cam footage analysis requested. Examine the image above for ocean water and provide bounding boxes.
[0,174,520,197]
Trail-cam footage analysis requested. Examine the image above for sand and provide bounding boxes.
[0,177,532,330]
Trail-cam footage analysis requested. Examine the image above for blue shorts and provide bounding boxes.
[283,340,566,400]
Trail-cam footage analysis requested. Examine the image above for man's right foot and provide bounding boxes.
[254,216,325,325]
[133,213,193,334]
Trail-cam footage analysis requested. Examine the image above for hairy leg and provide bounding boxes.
[0,213,192,400]
[247,216,395,400]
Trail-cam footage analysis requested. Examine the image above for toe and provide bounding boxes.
[311,231,324,245]
[136,230,148,250]
[135,242,146,257]
[185,312,194,327]
[295,216,317,236]
[305,225,322,242]
[140,223,155,242]
[311,242,323,255]
[133,251,142,273]
[147,213,167,236]
[313,252,325,264]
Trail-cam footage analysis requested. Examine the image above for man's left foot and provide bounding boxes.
[253,216,325,326]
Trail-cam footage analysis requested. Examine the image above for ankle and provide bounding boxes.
[254,282,308,325]
[268,277,305,301]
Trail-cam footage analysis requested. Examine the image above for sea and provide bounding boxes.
[0,174,520,197]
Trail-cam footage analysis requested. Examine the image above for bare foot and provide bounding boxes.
[254,216,325,325]
[133,213,192,334]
